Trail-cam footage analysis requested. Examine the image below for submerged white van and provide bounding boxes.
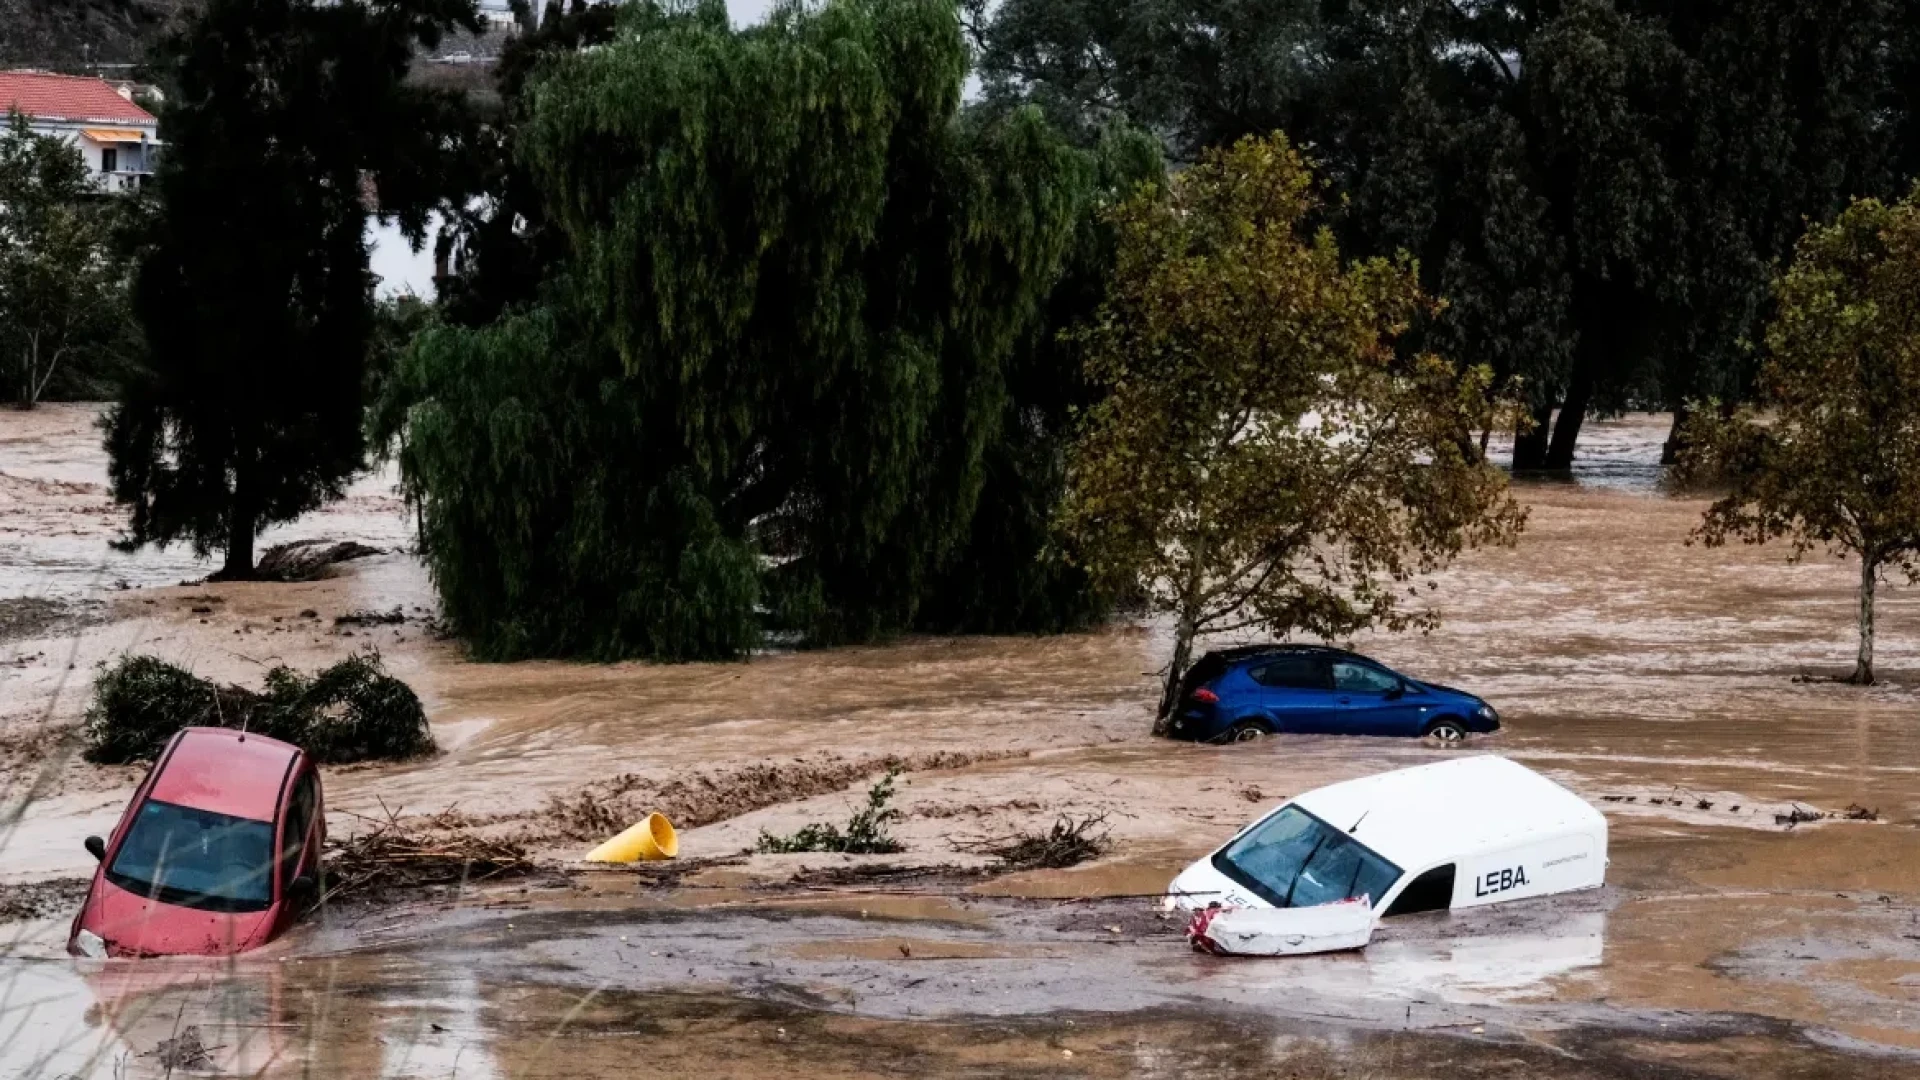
[1168,756,1607,923]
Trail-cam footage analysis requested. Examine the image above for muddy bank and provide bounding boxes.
[0,875,86,921]
[0,597,104,646]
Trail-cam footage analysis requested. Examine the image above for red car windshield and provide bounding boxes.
[107,799,275,912]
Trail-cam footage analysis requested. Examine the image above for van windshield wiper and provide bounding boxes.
[1282,833,1331,907]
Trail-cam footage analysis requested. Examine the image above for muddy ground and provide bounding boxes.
[5,404,1920,1078]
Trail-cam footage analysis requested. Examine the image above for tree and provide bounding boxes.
[1680,190,1920,686]
[103,0,478,579]
[430,0,620,330]
[914,119,1164,633]
[976,0,1920,471]
[386,0,1089,659]
[0,113,133,407]
[1055,134,1525,726]
[968,0,1320,162]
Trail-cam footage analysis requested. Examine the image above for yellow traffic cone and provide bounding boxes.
[583,812,679,863]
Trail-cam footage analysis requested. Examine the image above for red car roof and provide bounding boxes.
[0,71,157,125]
[147,728,301,823]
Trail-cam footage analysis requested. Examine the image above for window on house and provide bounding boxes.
[101,148,118,174]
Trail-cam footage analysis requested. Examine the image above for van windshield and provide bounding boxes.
[1212,805,1401,909]
[107,799,275,913]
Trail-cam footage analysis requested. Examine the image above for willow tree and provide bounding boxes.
[1681,191,1920,686]
[388,0,1087,658]
[1055,135,1525,725]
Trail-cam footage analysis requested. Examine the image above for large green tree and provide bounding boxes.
[387,0,1092,659]
[914,120,1164,633]
[1681,189,1920,686]
[0,114,133,407]
[104,0,477,578]
[1055,134,1524,726]
[977,0,1920,470]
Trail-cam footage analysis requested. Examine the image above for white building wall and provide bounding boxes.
[21,117,158,192]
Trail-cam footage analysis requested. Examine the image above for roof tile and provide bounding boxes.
[0,70,156,126]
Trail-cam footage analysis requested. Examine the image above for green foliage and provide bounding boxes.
[916,120,1164,633]
[366,295,434,411]
[0,113,134,406]
[392,0,1094,658]
[970,0,1319,161]
[83,650,435,765]
[1054,135,1525,722]
[104,0,478,578]
[755,769,904,855]
[393,300,764,661]
[1681,188,1920,685]
[976,0,1920,466]
[431,0,620,330]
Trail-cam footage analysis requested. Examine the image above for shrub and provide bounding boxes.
[82,650,434,765]
[755,770,904,855]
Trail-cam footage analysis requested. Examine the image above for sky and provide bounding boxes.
[370,0,782,298]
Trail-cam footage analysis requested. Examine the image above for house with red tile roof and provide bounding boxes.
[0,70,160,193]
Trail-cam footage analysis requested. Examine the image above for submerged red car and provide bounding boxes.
[69,727,325,957]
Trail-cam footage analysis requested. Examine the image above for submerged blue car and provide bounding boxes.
[1166,645,1499,743]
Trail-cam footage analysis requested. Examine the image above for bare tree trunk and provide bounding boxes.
[1852,555,1877,685]
[219,500,257,580]
[1155,550,1209,735]
[1544,364,1593,470]
[1511,400,1553,471]
[1660,401,1691,466]
[1155,614,1197,737]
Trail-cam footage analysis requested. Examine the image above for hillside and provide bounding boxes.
[0,0,184,73]
[1,0,508,82]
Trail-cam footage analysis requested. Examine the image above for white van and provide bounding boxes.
[1167,756,1607,922]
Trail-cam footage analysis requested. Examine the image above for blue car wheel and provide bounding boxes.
[1425,717,1468,742]
[1224,719,1273,743]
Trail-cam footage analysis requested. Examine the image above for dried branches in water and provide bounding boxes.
[254,539,382,581]
[960,813,1111,871]
[323,805,539,901]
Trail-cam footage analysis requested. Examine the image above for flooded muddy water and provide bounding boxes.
[7,408,1920,1076]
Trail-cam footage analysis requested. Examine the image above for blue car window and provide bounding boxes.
[1212,805,1402,908]
[1251,656,1326,689]
[1332,661,1399,693]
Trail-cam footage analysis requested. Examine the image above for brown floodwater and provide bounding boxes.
[7,407,1920,1076]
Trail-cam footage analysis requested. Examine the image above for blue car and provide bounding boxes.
[1166,645,1499,743]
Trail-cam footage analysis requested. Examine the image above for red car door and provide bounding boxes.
[271,768,324,936]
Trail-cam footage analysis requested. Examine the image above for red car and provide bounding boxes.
[69,727,325,957]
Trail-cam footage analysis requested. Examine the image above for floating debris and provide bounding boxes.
[335,607,406,628]
[324,805,539,901]
[145,1026,217,1072]
[1776,805,1822,828]
[960,813,1112,871]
